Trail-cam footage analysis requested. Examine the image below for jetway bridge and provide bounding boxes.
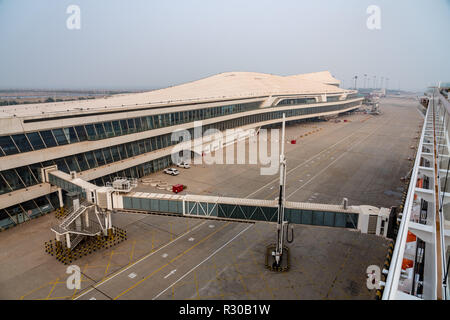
[42,166,391,239]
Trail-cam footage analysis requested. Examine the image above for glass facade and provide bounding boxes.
[0,100,360,196]
[278,97,317,105]
[0,193,58,230]
[0,101,262,156]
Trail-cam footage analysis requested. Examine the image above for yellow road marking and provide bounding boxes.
[72,221,207,300]
[45,277,60,300]
[114,222,230,300]
[103,250,115,279]
[20,280,55,300]
[129,240,136,263]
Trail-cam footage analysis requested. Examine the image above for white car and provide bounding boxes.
[163,168,180,176]
[176,161,191,169]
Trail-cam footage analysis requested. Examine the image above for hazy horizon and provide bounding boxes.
[1,0,449,92]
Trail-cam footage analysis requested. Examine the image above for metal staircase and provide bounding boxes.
[60,205,88,229]
[51,204,105,250]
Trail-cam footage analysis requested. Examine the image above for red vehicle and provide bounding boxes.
[172,184,184,193]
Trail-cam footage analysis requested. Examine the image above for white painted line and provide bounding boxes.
[244,127,364,199]
[89,297,96,300]
[188,237,195,242]
[287,121,385,200]
[164,269,177,279]
[209,224,215,228]
[162,253,168,258]
[152,223,253,300]
[74,220,207,300]
[128,272,137,279]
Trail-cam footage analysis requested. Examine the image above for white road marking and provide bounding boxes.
[89,297,96,300]
[152,223,253,300]
[244,126,366,199]
[74,220,207,300]
[188,237,195,242]
[162,253,168,258]
[287,121,386,200]
[164,269,177,279]
[209,224,215,228]
[128,272,137,279]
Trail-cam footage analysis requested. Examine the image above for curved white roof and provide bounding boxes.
[288,71,341,86]
[1,71,348,119]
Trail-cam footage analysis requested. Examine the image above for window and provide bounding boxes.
[54,159,69,173]
[84,151,97,168]
[131,142,139,155]
[112,121,122,135]
[52,129,69,145]
[127,118,136,132]
[29,163,43,182]
[94,150,106,166]
[103,122,114,137]
[11,134,33,152]
[135,118,143,131]
[26,132,46,150]
[85,124,97,139]
[110,146,121,162]
[0,173,12,194]
[67,127,79,143]
[65,156,80,172]
[75,126,88,141]
[102,148,113,164]
[128,119,135,132]
[16,167,37,186]
[1,169,25,191]
[75,154,89,171]
[118,144,127,159]
[0,136,19,155]
[95,123,106,137]
[35,196,53,214]
[125,143,134,157]
[120,120,129,132]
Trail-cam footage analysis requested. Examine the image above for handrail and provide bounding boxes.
[383,100,430,299]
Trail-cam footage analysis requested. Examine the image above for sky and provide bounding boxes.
[0,0,449,92]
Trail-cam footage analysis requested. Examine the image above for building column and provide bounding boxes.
[66,233,71,249]
[58,188,64,208]
[84,211,90,228]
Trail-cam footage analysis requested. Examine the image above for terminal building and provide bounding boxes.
[0,71,363,230]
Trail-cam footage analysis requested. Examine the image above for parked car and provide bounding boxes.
[163,168,180,176]
[176,161,191,169]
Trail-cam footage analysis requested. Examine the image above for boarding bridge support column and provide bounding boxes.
[66,233,71,249]
[58,188,64,212]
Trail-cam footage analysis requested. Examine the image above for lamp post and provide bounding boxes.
[354,75,358,90]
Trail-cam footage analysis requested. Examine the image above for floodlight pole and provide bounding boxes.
[273,113,287,266]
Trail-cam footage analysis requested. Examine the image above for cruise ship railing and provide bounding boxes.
[382,99,429,299]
